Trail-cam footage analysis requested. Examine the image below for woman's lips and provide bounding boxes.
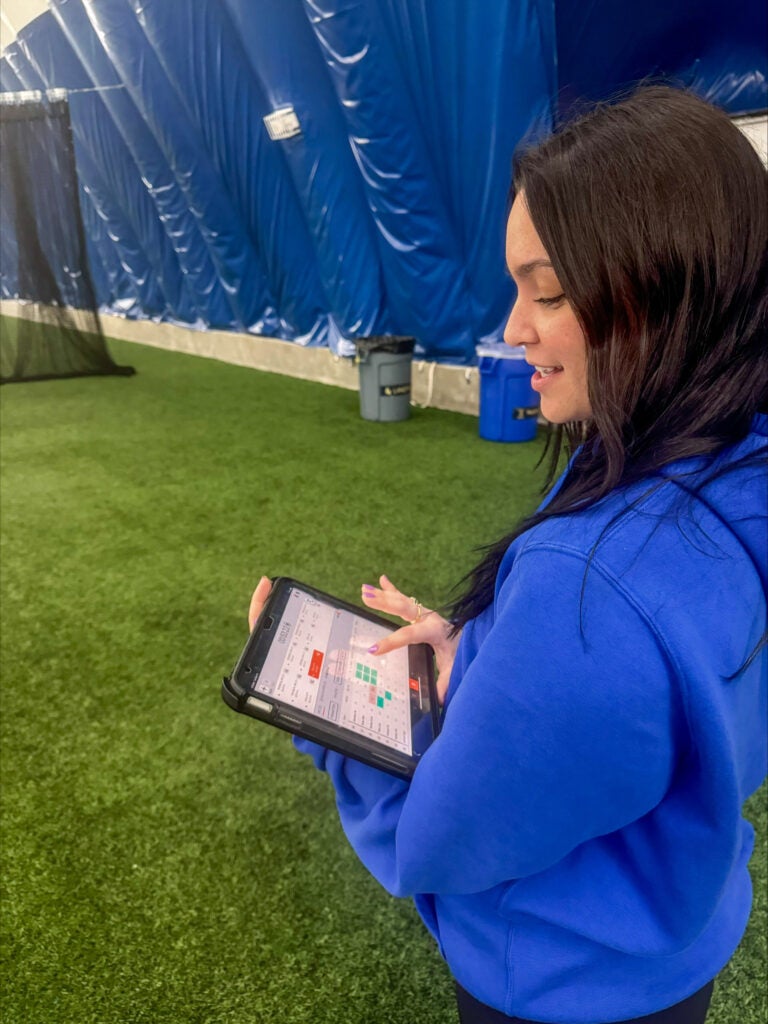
[531,366,563,390]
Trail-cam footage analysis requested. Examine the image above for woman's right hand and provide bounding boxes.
[361,575,460,706]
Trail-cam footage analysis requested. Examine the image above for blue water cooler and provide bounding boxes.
[476,344,540,442]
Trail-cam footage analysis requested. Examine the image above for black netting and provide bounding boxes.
[0,93,133,384]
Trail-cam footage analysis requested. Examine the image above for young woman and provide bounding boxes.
[248,86,767,1023]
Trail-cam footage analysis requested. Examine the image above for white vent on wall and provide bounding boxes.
[263,106,301,141]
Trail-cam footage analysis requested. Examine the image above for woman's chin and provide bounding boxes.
[538,396,592,425]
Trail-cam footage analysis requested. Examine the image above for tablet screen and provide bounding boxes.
[252,585,417,755]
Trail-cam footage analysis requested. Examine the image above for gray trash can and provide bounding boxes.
[355,336,415,422]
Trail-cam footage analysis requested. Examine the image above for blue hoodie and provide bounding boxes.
[294,414,768,1023]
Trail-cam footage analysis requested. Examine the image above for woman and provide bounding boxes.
[248,86,767,1023]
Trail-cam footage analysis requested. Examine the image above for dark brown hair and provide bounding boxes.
[449,85,768,630]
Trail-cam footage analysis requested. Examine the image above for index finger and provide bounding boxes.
[369,621,424,657]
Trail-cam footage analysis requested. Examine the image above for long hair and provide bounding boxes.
[449,85,768,630]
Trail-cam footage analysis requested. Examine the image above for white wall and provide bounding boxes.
[734,114,768,167]
[0,0,48,52]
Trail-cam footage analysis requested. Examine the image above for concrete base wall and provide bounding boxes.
[101,313,482,416]
[1,299,481,416]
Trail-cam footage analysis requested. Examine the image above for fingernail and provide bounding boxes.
[367,644,379,654]
[362,585,375,593]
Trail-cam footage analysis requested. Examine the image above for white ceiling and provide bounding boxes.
[1,0,49,53]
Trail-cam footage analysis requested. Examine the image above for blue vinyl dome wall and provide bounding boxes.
[1,0,766,363]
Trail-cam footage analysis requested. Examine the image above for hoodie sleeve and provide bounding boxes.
[294,544,678,897]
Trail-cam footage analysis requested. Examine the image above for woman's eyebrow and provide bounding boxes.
[512,258,554,278]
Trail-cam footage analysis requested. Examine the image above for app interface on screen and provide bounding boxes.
[256,588,414,755]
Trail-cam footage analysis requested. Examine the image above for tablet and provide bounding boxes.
[222,578,440,779]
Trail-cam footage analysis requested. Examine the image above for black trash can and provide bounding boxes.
[355,336,415,422]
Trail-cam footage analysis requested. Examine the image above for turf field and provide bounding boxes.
[1,332,765,1024]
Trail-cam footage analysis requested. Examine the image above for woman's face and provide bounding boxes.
[503,194,592,423]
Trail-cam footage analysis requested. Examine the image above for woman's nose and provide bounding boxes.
[503,300,537,347]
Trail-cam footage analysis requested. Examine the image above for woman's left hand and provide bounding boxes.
[248,576,273,631]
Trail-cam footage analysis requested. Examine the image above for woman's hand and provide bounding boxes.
[248,576,273,631]
[361,574,460,706]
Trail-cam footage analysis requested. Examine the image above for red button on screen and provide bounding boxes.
[309,650,324,679]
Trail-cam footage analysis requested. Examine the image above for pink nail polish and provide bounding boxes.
[367,644,379,654]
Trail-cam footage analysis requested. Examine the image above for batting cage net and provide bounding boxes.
[0,90,133,384]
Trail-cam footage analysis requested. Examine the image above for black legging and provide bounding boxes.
[455,979,714,1024]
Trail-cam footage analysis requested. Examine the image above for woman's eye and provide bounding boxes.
[535,293,566,307]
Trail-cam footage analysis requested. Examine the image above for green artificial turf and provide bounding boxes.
[1,331,765,1024]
